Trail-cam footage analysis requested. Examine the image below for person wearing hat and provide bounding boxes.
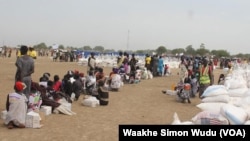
[15,45,35,99]
[5,81,28,129]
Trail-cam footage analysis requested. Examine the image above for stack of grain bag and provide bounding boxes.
[194,67,250,125]
[172,65,250,125]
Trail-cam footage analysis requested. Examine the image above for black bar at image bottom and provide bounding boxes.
[119,125,250,140]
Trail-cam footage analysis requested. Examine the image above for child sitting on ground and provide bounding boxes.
[218,74,225,85]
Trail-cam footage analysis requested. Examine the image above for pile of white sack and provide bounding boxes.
[77,56,181,69]
[172,66,250,125]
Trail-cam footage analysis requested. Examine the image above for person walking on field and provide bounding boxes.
[15,45,35,99]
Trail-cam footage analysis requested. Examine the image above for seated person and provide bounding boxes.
[85,71,97,95]
[97,80,109,105]
[95,67,105,86]
[39,72,51,88]
[53,75,62,92]
[218,74,225,85]
[72,73,83,101]
[39,72,50,82]
[32,80,61,112]
[108,68,122,91]
[5,81,27,129]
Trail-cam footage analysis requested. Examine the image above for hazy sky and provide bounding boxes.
[1,0,250,54]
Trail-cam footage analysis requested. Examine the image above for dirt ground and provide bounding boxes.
[0,53,223,141]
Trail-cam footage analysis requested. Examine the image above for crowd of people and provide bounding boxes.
[4,46,247,129]
[163,55,216,103]
[161,54,242,104]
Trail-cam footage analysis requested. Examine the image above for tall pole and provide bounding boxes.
[127,30,129,51]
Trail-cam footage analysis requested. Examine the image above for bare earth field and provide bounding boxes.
[0,54,223,141]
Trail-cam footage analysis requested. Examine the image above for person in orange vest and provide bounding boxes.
[198,57,214,98]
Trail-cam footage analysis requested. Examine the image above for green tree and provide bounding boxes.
[211,50,230,58]
[200,43,205,49]
[156,46,167,55]
[135,50,146,55]
[104,49,115,53]
[34,42,47,49]
[234,53,245,59]
[93,46,104,52]
[83,46,92,51]
[196,48,210,56]
[171,48,185,55]
[185,45,195,56]
[58,45,64,49]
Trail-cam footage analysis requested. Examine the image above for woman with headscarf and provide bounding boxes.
[109,68,122,91]
[5,81,28,129]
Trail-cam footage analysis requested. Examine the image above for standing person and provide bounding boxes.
[152,54,159,77]
[8,48,12,58]
[129,54,138,78]
[15,45,35,98]
[158,55,164,76]
[28,47,37,59]
[123,52,130,74]
[16,48,19,58]
[164,64,170,76]
[178,56,188,83]
[5,81,27,129]
[87,52,96,74]
[145,54,151,71]
[198,57,214,98]
[117,51,124,69]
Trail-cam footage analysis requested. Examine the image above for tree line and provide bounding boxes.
[11,42,250,59]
